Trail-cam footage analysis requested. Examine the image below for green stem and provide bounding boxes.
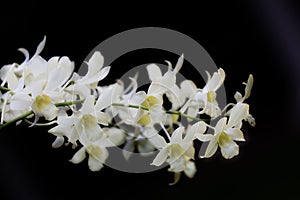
[166,110,204,121]
[0,100,206,130]
[112,103,206,122]
[0,100,84,130]
[112,103,149,111]
[54,99,85,107]
[0,86,10,92]
[0,110,33,130]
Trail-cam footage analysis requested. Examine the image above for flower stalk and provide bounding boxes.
[0,101,206,129]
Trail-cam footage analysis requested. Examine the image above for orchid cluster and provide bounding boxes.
[0,37,255,184]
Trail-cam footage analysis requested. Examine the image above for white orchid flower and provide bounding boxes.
[149,121,205,184]
[198,103,249,159]
[150,125,196,172]
[0,36,46,88]
[49,95,112,148]
[180,68,225,119]
[1,37,75,123]
[69,103,124,171]
[15,36,47,76]
[0,64,19,91]
[14,55,74,121]
[129,90,165,127]
[0,37,46,123]
[70,127,124,171]
[113,76,163,127]
[67,51,110,98]
[0,77,27,124]
[147,54,185,110]
[48,96,99,148]
[229,74,255,126]
[48,114,79,148]
[120,55,184,127]
[151,127,189,167]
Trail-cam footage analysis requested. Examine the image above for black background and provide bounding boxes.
[0,1,299,199]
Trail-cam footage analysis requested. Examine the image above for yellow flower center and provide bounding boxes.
[81,114,98,129]
[217,132,232,147]
[138,114,151,126]
[168,144,185,158]
[141,95,159,109]
[138,96,159,126]
[34,94,51,111]
[171,114,179,123]
[207,91,216,102]
[86,145,102,157]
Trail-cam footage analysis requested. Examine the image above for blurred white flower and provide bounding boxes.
[122,132,157,160]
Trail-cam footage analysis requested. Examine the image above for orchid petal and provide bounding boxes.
[186,121,207,142]
[244,74,253,100]
[180,80,197,99]
[80,96,95,115]
[146,64,162,81]
[219,138,239,159]
[52,136,65,148]
[204,68,225,91]
[226,103,249,128]
[10,93,32,110]
[215,117,227,134]
[234,91,243,102]
[144,128,167,148]
[174,54,184,73]
[171,126,184,144]
[33,36,46,58]
[97,66,111,81]
[70,147,86,164]
[201,137,218,158]
[196,134,214,142]
[45,56,74,91]
[130,91,147,105]
[225,128,245,141]
[88,51,104,74]
[102,128,125,147]
[88,156,104,171]
[184,161,196,178]
[151,147,168,166]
